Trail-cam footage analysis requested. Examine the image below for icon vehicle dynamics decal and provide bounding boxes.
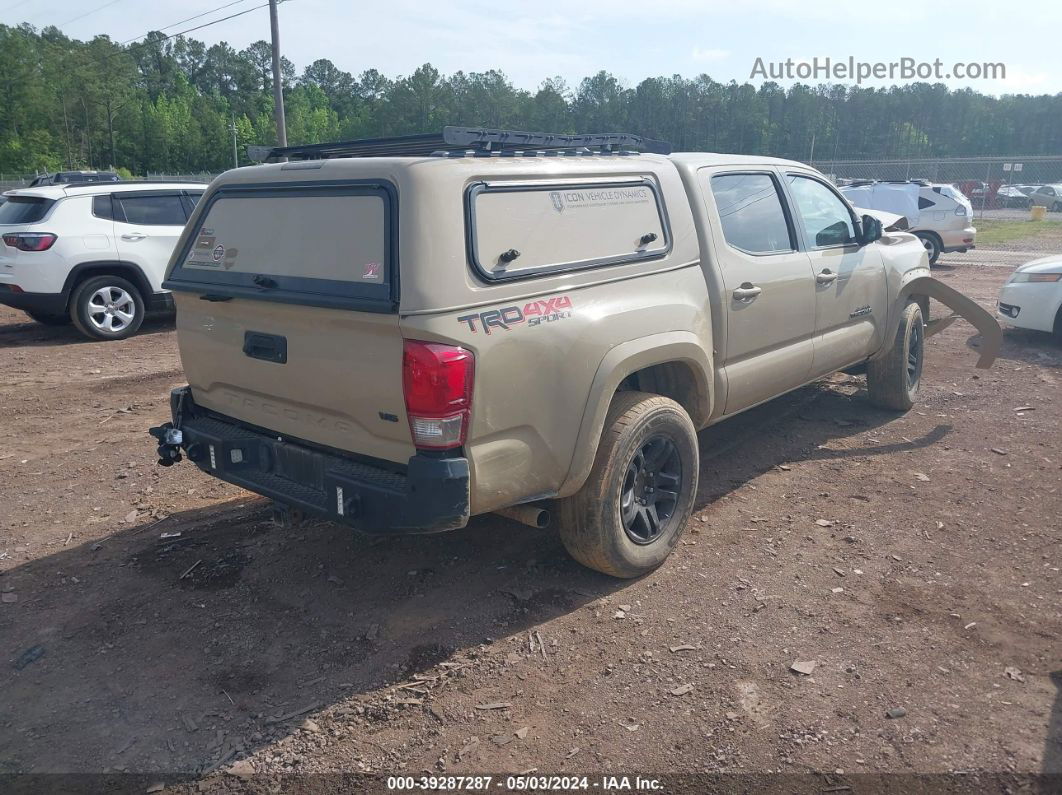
[457,295,573,334]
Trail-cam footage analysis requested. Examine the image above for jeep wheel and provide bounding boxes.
[25,311,71,326]
[556,391,698,578]
[70,275,145,341]
[867,301,924,411]
[916,232,941,266]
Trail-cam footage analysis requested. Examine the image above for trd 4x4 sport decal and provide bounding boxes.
[457,295,573,334]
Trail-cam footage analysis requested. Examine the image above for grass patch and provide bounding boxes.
[975,218,1062,248]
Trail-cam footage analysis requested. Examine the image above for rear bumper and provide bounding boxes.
[940,226,976,252]
[0,285,67,315]
[155,387,470,534]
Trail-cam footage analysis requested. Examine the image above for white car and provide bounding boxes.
[841,181,975,265]
[0,181,207,340]
[998,255,1062,340]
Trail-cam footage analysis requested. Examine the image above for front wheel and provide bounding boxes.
[867,301,924,411]
[70,275,145,341]
[556,391,698,578]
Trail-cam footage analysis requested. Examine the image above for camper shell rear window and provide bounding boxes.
[165,181,397,313]
[466,178,671,281]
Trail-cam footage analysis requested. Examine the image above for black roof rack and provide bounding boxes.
[247,126,672,162]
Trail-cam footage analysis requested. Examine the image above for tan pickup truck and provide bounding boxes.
[150,127,1000,578]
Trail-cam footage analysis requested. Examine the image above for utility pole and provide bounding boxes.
[229,116,239,169]
[269,0,288,148]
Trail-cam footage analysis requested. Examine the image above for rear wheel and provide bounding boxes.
[25,311,70,326]
[556,391,698,578]
[867,301,924,411]
[70,275,145,341]
[916,232,941,265]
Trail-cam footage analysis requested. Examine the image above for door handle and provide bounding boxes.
[732,283,762,301]
[121,232,148,241]
[816,269,838,284]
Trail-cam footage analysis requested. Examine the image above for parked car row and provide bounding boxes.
[953,181,1062,210]
[0,180,208,339]
[838,178,1062,211]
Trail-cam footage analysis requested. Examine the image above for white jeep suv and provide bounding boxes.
[0,181,207,340]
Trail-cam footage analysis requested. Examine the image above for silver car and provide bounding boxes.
[1029,184,1062,211]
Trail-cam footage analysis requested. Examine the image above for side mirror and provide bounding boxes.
[859,214,883,246]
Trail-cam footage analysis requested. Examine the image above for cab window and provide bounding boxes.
[786,175,856,247]
[710,173,793,255]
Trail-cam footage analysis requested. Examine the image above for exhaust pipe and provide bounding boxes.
[495,503,551,529]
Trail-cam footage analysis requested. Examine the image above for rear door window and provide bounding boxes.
[166,184,395,312]
[467,179,670,280]
[0,196,56,224]
[116,194,187,226]
[710,173,794,254]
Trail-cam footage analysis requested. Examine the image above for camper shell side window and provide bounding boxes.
[465,178,671,282]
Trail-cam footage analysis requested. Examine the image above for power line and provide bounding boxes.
[109,0,291,60]
[56,0,125,28]
[119,0,255,46]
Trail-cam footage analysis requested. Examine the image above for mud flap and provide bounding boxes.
[894,276,1001,369]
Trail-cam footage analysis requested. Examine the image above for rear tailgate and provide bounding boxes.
[165,181,413,464]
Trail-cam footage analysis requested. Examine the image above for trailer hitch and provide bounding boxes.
[149,423,184,467]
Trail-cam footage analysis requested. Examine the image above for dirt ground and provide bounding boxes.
[0,257,1060,791]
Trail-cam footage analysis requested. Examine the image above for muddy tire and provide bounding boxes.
[556,391,698,578]
[70,275,145,341]
[867,301,924,411]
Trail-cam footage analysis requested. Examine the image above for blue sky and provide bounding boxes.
[6,0,1061,95]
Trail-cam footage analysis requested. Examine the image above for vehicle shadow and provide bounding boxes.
[0,375,945,778]
[692,374,950,508]
[1047,671,1062,774]
[0,311,174,350]
[0,499,622,776]
[966,328,1061,368]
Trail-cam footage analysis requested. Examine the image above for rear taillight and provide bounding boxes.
[402,339,474,450]
[2,233,57,251]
